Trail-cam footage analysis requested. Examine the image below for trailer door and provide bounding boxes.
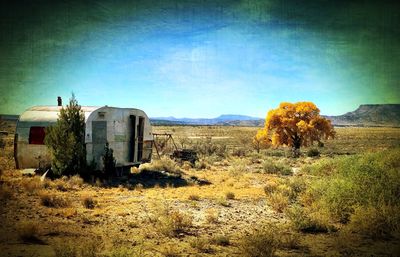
[92,121,107,167]
[128,115,136,162]
[137,117,144,162]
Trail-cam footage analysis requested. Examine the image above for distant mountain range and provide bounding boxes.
[1,104,399,127]
[151,104,400,127]
[150,114,264,126]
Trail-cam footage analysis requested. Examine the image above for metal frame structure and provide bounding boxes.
[152,133,178,158]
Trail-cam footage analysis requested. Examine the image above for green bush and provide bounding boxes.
[45,94,86,177]
[267,191,289,213]
[301,158,336,176]
[52,239,103,257]
[286,205,330,233]
[306,148,320,157]
[193,138,227,157]
[286,176,307,200]
[347,204,400,239]
[239,224,279,257]
[262,159,292,175]
[298,149,400,238]
[52,240,78,257]
[232,147,246,157]
[102,142,116,176]
[228,158,251,176]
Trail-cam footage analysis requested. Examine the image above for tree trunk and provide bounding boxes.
[292,136,301,158]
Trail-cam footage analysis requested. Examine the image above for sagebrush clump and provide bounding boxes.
[39,191,70,208]
[225,191,235,200]
[21,177,43,194]
[188,194,200,201]
[82,195,97,209]
[239,224,279,257]
[17,221,40,242]
[296,149,400,238]
[286,205,330,233]
[153,206,193,237]
[205,208,219,224]
[306,148,320,157]
[192,137,227,157]
[189,237,212,253]
[139,157,181,174]
[262,159,292,175]
[267,191,289,213]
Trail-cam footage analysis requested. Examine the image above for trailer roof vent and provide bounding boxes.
[98,112,106,118]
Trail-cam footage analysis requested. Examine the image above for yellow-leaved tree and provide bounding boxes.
[255,102,335,156]
[252,129,270,153]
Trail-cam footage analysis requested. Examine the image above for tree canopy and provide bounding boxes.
[252,129,270,153]
[256,102,335,155]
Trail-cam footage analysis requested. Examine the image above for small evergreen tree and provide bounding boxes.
[45,94,86,176]
[102,142,116,177]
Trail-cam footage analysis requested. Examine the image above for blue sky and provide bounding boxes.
[0,0,399,118]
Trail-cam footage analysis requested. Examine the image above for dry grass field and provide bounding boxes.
[1,122,400,256]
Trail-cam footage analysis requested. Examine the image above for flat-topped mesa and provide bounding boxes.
[327,104,400,126]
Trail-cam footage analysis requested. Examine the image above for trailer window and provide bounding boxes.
[29,127,46,145]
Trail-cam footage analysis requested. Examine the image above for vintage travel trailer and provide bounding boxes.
[14,105,153,170]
